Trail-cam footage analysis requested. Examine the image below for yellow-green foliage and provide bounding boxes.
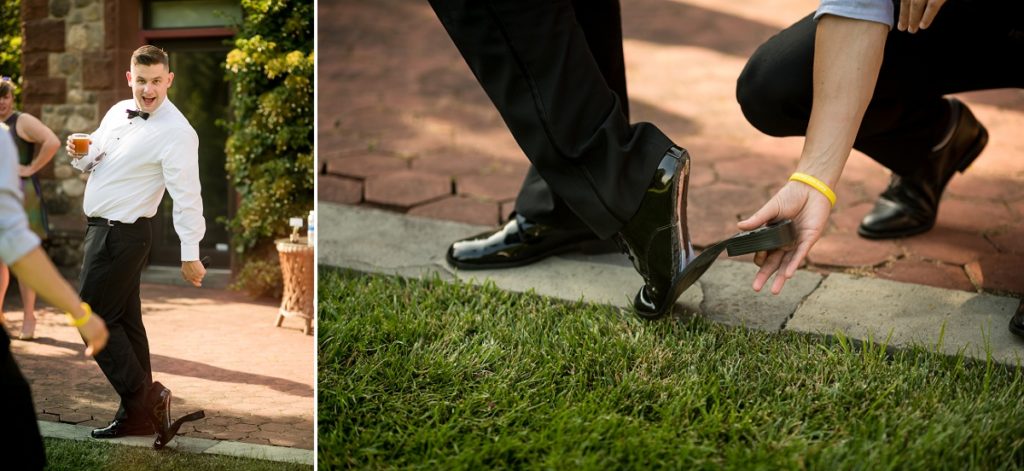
[1,0,22,95]
[224,0,313,252]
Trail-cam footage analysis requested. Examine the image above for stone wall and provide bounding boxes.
[21,0,120,268]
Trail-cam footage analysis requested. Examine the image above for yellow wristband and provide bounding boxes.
[67,302,92,328]
[789,172,836,207]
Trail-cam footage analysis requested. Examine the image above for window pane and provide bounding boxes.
[146,0,242,29]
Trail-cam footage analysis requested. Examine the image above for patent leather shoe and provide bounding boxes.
[859,98,988,239]
[446,213,613,270]
[149,382,172,443]
[149,381,207,450]
[616,147,795,320]
[90,418,154,439]
[1010,300,1024,340]
[614,147,694,319]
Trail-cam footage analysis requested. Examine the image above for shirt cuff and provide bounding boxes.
[71,150,103,172]
[181,244,200,262]
[815,1,895,29]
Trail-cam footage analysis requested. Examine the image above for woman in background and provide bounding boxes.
[0,77,60,340]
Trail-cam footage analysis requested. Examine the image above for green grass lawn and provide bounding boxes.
[44,437,311,470]
[319,268,1024,469]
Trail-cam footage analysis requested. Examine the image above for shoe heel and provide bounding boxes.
[957,126,988,173]
[725,219,795,256]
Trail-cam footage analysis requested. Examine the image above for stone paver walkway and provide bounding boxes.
[5,283,314,451]
[320,0,1024,297]
[320,203,1024,366]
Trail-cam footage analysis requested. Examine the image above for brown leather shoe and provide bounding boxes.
[149,382,172,442]
[859,98,988,239]
[148,381,207,450]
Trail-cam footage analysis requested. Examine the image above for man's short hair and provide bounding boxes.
[131,45,170,68]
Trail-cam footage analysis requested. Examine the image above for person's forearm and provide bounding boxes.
[28,138,59,174]
[9,247,88,319]
[20,116,60,174]
[796,15,888,187]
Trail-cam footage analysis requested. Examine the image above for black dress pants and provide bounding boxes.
[429,0,674,239]
[513,0,629,231]
[0,330,46,469]
[736,0,1024,177]
[79,218,153,424]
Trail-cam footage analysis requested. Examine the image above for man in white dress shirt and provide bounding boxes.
[66,45,207,440]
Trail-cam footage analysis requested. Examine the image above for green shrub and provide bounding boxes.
[224,0,313,295]
[1,0,21,91]
[229,254,283,299]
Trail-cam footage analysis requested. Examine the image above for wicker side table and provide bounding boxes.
[275,237,313,335]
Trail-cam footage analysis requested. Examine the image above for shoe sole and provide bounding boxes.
[90,420,155,439]
[858,220,936,240]
[634,219,796,320]
[858,121,989,240]
[724,219,797,256]
[154,410,205,450]
[90,428,155,439]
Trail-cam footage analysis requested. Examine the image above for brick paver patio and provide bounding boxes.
[321,0,1024,297]
[6,283,314,450]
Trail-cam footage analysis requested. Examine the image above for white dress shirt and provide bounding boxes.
[72,99,205,261]
[0,129,41,265]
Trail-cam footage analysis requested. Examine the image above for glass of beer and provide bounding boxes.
[71,133,90,156]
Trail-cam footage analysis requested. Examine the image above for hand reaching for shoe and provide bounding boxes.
[737,181,833,295]
[737,16,886,294]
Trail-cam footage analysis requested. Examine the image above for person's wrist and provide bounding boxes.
[789,172,836,207]
[67,302,93,328]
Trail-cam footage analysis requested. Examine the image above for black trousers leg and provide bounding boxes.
[514,0,629,230]
[0,331,46,469]
[79,220,153,424]
[430,0,673,238]
[736,0,1024,177]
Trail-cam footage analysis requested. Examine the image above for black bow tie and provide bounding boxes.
[126,109,150,120]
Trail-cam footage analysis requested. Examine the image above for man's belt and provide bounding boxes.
[87,217,148,227]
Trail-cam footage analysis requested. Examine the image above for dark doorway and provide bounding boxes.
[148,39,233,268]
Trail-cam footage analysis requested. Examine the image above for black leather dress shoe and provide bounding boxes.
[615,147,694,319]
[446,214,613,270]
[1010,300,1024,339]
[616,147,794,320]
[859,98,989,239]
[91,419,154,439]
